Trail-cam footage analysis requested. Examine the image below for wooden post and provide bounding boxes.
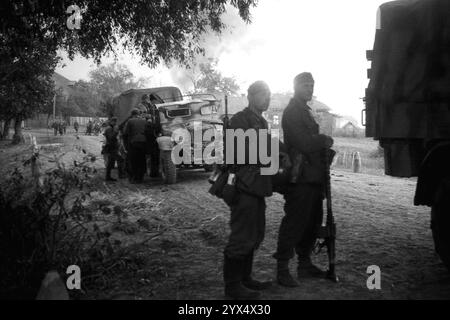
[36,271,69,300]
[30,135,42,186]
[343,151,348,168]
[352,151,362,173]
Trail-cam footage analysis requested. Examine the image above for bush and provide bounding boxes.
[0,150,111,299]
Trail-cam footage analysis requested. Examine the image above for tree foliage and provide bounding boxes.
[189,58,240,96]
[0,34,59,121]
[0,0,256,140]
[89,63,147,103]
[47,64,147,118]
[0,0,257,67]
[63,80,100,117]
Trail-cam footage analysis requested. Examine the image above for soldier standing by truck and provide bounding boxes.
[273,72,334,287]
[103,117,125,182]
[222,81,273,300]
[136,94,151,114]
[122,109,150,184]
[145,94,162,178]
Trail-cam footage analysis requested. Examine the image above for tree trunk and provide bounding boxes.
[1,118,11,140]
[12,116,25,144]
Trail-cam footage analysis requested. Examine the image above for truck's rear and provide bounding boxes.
[365,0,450,270]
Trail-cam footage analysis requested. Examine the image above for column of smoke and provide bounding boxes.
[169,6,249,95]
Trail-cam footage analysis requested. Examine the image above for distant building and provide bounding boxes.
[217,93,362,139]
[341,121,359,137]
[334,115,363,137]
[263,94,339,138]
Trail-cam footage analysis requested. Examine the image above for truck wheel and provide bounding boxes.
[431,179,450,272]
[204,164,214,172]
[160,150,177,184]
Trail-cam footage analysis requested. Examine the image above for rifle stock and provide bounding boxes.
[317,149,338,282]
[222,95,229,166]
[208,95,229,193]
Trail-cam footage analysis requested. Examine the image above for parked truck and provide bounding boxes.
[112,86,222,184]
[364,0,450,270]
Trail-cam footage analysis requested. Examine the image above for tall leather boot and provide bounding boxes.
[297,255,326,278]
[224,255,260,299]
[242,251,272,290]
[105,158,117,182]
[118,158,126,179]
[277,260,299,287]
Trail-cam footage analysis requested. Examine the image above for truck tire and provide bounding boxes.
[160,150,176,184]
[204,164,214,172]
[431,179,450,272]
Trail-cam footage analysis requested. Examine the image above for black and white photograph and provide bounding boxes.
[0,0,449,304]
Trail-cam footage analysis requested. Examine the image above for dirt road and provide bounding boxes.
[5,129,450,299]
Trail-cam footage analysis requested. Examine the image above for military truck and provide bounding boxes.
[364,0,450,270]
[112,86,223,184]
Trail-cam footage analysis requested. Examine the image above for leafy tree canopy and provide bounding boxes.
[89,63,147,102]
[189,58,240,96]
[0,34,59,121]
[0,0,257,67]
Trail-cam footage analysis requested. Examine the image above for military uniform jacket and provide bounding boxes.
[282,97,328,184]
[228,107,272,198]
[104,125,119,152]
[122,117,149,147]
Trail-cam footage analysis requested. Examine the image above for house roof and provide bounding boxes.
[52,72,75,89]
[343,121,357,128]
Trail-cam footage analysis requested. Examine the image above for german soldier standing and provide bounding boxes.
[122,109,150,184]
[145,94,162,178]
[273,72,334,287]
[222,81,273,299]
[104,117,124,181]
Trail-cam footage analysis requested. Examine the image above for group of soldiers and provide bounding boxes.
[85,119,103,136]
[214,72,335,299]
[50,119,67,136]
[51,119,104,136]
[102,94,162,183]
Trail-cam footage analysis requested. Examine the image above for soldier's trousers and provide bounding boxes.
[224,192,266,260]
[105,151,124,178]
[128,142,147,182]
[273,183,324,261]
[146,144,160,177]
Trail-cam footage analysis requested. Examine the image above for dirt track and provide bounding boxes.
[4,129,450,300]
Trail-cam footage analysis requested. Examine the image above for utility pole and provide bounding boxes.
[53,93,56,120]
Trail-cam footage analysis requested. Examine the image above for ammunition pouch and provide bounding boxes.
[208,168,239,207]
[271,151,292,194]
[235,166,272,198]
[289,150,329,185]
[222,183,238,207]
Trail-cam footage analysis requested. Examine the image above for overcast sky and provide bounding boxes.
[56,0,389,124]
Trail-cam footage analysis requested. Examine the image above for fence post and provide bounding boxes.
[30,135,42,186]
[352,151,361,173]
[343,151,349,168]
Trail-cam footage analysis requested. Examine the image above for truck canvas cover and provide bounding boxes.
[112,86,183,125]
[366,0,450,140]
